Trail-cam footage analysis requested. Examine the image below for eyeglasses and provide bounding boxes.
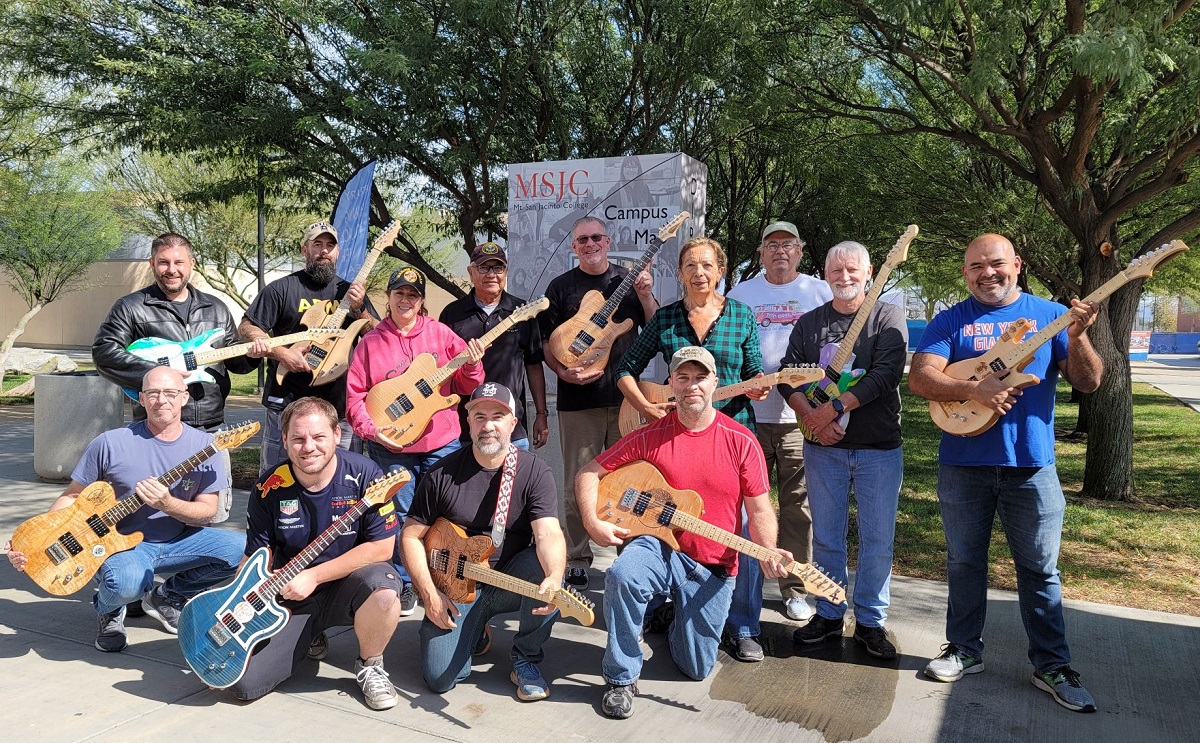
[574,233,608,244]
[476,263,506,275]
[763,240,802,252]
[141,389,187,401]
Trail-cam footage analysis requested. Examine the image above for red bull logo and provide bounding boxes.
[258,465,295,498]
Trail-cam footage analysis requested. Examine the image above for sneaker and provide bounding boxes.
[510,658,550,701]
[307,632,328,661]
[644,600,675,634]
[124,600,146,618]
[784,596,814,622]
[354,658,398,710]
[726,635,765,662]
[473,625,492,657]
[565,566,589,589]
[141,587,181,635]
[793,614,843,644]
[95,606,128,652]
[924,643,984,682]
[602,682,637,719]
[399,584,418,617]
[853,625,896,659]
[1032,666,1096,712]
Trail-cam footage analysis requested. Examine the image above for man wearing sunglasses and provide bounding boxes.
[539,217,657,589]
[440,242,550,452]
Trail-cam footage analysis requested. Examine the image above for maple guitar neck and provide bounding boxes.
[192,330,323,366]
[419,306,536,389]
[994,275,1130,371]
[459,561,549,604]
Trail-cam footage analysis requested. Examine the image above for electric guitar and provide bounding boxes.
[122,327,345,401]
[617,366,825,436]
[424,518,594,626]
[277,220,403,387]
[596,461,847,605]
[799,224,918,441]
[177,469,410,688]
[548,212,689,370]
[9,422,260,596]
[364,297,550,450]
[930,240,1188,436]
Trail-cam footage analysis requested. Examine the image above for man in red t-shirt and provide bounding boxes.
[575,346,790,720]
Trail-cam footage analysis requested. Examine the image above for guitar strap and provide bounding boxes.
[489,444,520,548]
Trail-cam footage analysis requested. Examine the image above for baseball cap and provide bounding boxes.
[465,382,517,414]
[669,346,717,375]
[302,221,339,244]
[761,221,801,241]
[387,266,427,296]
[470,241,508,266]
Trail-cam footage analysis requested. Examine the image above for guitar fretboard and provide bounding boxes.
[825,260,901,383]
[103,443,219,526]
[194,330,322,366]
[996,274,1129,372]
[260,498,373,598]
[592,237,664,326]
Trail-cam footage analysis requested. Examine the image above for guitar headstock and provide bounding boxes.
[776,365,825,387]
[1123,239,1188,281]
[364,469,412,507]
[512,296,550,322]
[793,561,847,606]
[373,220,403,251]
[553,585,596,626]
[657,211,691,242]
[884,224,919,269]
[212,421,261,451]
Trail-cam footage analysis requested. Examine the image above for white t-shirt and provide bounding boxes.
[727,272,832,424]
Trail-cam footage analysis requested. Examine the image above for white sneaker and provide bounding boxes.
[785,596,814,622]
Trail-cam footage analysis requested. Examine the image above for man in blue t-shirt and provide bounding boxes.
[909,233,1103,713]
[229,397,402,711]
[4,367,245,653]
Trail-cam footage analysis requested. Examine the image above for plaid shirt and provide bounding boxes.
[616,298,763,428]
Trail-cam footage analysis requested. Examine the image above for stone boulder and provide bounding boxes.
[3,347,79,375]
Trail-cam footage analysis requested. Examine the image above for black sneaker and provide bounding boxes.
[725,635,765,662]
[793,614,843,644]
[95,606,127,652]
[602,683,637,719]
[141,587,181,635]
[399,584,418,617]
[644,600,675,634]
[307,632,329,661]
[565,566,589,588]
[853,624,897,659]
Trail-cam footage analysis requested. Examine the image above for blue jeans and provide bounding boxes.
[419,546,556,692]
[93,527,244,615]
[725,509,761,639]
[603,536,735,686]
[805,443,903,628]
[937,463,1070,672]
[367,439,462,583]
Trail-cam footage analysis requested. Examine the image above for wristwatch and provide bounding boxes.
[831,398,845,415]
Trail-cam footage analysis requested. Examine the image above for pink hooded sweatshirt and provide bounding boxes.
[346,315,486,453]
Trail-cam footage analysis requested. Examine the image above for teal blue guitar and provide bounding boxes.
[122,327,344,401]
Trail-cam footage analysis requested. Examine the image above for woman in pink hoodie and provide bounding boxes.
[346,266,485,609]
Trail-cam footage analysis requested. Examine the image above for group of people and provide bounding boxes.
[4,214,1103,717]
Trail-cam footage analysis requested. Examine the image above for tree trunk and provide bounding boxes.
[0,301,47,391]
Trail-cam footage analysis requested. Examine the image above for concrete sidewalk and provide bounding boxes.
[2,375,1199,742]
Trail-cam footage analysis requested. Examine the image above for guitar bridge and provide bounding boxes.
[617,487,652,516]
[386,395,415,421]
[429,548,449,574]
[569,332,595,356]
[47,532,83,564]
[207,622,234,647]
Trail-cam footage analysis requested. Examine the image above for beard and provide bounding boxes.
[474,432,506,457]
[305,259,337,285]
[832,283,862,301]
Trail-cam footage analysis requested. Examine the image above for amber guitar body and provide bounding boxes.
[547,290,634,370]
[276,309,371,387]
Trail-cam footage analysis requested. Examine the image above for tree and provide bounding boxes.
[769,0,1200,500]
[0,163,124,385]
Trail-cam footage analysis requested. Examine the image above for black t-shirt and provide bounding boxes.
[243,270,378,415]
[539,265,646,411]
[407,446,559,569]
[439,290,544,442]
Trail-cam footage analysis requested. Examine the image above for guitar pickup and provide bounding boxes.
[415,380,433,398]
[569,332,596,355]
[307,346,329,363]
[182,351,198,371]
[85,514,110,538]
[617,487,653,517]
[386,395,415,420]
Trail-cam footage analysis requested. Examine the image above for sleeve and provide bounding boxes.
[243,282,285,335]
[521,315,544,365]
[538,277,565,342]
[446,326,486,395]
[595,428,647,472]
[842,304,908,409]
[69,434,108,486]
[345,333,378,441]
[91,299,158,390]
[356,460,396,542]
[220,305,259,376]
[406,467,442,527]
[615,308,663,380]
[1050,305,1071,364]
[737,430,771,498]
[737,303,763,380]
[190,437,226,495]
[244,481,275,555]
[915,307,956,359]
[523,459,561,521]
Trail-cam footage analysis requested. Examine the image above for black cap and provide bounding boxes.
[465,382,517,414]
[387,266,427,296]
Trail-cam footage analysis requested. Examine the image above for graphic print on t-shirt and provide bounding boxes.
[960,319,1038,352]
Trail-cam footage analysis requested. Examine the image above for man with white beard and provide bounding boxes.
[400,383,566,702]
[777,241,908,660]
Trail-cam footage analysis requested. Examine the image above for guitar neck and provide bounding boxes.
[595,239,663,321]
[104,443,219,525]
[425,312,520,386]
[825,261,898,379]
[326,245,386,325]
[261,499,372,598]
[666,509,778,565]
[193,330,316,366]
[712,371,784,402]
[461,560,545,603]
[998,276,1126,370]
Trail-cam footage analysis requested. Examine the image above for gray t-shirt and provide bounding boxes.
[70,421,227,542]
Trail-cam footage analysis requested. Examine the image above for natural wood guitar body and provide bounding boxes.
[547,289,634,370]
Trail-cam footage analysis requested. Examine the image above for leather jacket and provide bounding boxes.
[92,284,259,429]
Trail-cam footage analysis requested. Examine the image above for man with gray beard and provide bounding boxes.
[401,383,566,702]
[240,221,379,473]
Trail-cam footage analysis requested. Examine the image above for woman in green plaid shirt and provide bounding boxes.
[615,237,767,430]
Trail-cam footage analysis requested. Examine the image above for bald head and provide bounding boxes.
[142,366,187,390]
[963,233,1022,306]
